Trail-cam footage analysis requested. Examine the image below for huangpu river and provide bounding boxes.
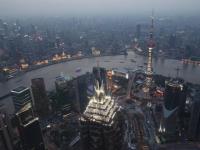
[1,51,200,114]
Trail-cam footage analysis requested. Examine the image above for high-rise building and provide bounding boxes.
[55,76,69,92]
[16,103,45,150]
[11,86,32,112]
[136,24,141,39]
[163,80,187,135]
[0,113,13,150]
[188,95,200,141]
[31,78,49,117]
[55,76,71,106]
[81,81,124,150]
[76,73,91,112]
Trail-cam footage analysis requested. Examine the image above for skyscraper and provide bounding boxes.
[188,95,200,141]
[0,113,13,150]
[163,80,187,135]
[31,78,49,117]
[55,76,71,106]
[11,86,32,112]
[16,103,45,150]
[81,81,124,150]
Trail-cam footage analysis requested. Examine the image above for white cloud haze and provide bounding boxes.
[0,0,199,17]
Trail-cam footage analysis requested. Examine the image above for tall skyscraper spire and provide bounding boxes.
[80,80,124,150]
[150,9,154,39]
[143,10,156,93]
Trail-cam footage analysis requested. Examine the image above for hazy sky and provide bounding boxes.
[0,0,200,17]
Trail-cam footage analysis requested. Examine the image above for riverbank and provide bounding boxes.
[0,52,200,98]
[5,54,123,81]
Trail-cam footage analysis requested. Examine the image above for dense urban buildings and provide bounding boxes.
[1,15,200,80]
[0,1,200,149]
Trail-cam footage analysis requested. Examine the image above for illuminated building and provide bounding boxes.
[35,60,48,66]
[31,78,49,117]
[20,63,29,69]
[11,86,32,112]
[52,54,61,61]
[80,81,124,150]
[163,80,187,136]
[91,47,101,56]
[16,103,45,150]
[19,59,29,69]
[112,69,129,79]
[52,52,69,61]
[61,51,67,59]
[77,51,83,57]
[143,11,156,93]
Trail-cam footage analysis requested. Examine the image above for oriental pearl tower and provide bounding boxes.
[143,10,156,93]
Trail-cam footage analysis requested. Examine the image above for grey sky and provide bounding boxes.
[0,0,199,17]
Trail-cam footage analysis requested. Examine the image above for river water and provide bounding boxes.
[1,51,200,97]
[0,52,200,114]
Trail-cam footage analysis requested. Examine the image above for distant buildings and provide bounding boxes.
[16,103,45,150]
[11,86,32,112]
[81,81,124,150]
[91,47,101,56]
[31,78,49,117]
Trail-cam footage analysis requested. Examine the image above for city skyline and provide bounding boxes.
[0,0,200,149]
